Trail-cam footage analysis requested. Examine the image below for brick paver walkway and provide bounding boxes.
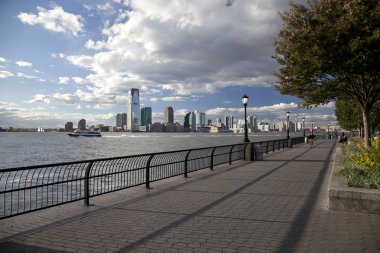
[0,140,379,252]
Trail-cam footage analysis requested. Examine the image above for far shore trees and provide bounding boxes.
[273,0,380,148]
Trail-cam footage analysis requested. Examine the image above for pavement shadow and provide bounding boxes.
[121,142,323,252]
[275,142,336,253]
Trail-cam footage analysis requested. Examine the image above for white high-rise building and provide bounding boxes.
[194,111,206,130]
[127,88,140,132]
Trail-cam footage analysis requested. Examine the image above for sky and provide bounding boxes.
[0,0,337,129]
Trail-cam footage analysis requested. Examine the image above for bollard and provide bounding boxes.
[254,143,263,160]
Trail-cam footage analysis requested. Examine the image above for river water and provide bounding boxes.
[0,132,295,169]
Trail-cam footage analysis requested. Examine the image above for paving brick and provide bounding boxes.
[1,140,379,253]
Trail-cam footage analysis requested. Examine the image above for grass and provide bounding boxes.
[341,137,380,189]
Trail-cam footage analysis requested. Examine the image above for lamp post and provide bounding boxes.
[242,94,250,143]
[311,121,314,135]
[286,112,290,138]
[302,117,305,137]
[328,123,330,139]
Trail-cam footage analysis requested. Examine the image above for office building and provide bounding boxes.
[141,107,152,126]
[194,111,206,130]
[184,112,191,129]
[116,113,127,129]
[65,122,73,132]
[78,119,86,130]
[225,115,234,129]
[164,107,174,124]
[127,88,140,132]
[248,115,257,132]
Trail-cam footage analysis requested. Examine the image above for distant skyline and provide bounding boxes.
[0,0,336,129]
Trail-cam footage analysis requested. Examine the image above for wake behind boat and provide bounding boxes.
[68,129,102,137]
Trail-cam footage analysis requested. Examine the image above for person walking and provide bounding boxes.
[309,134,315,147]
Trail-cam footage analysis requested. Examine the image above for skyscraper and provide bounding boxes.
[127,88,140,132]
[65,122,73,132]
[194,111,206,130]
[116,113,127,129]
[141,107,152,126]
[248,115,257,132]
[78,119,86,130]
[184,112,191,129]
[164,107,174,124]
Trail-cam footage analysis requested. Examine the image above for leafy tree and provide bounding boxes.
[273,0,380,148]
[335,97,362,131]
[336,98,380,134]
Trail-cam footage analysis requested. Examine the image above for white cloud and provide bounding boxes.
[150,96,197,103]
[66,55,93,68]
[58,76,70,84]
[0,101,114,128]
[63,0,295,100]
[29,93,80,105]
[205,102,336,124]
[85,39,106,50]
[16,61,32,67]
[72,76,86,84]
[18,6,84,37]
[16,72,38,79]
[0,57,6,62]
[0,70,14,79]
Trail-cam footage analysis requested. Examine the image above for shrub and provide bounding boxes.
[342,138,380,189]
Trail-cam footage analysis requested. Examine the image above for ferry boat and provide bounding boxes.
[68,129,102,137]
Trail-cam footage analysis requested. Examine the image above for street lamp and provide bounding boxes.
[286,111,290,138]
[302,117,306,137]
[311,121,314,135]
[328,123,330,139]
[242,94,250,143]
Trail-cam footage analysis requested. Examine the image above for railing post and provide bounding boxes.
[210,147,217,170]
[273,141,275,152]
[84,162,93,206]
[184,150,192,177]
[266,142,269,154]
[146,154,154,189]
[229,145,235,165]
[283,140,285,149]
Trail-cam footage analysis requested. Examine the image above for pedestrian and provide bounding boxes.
[309,134,315,147]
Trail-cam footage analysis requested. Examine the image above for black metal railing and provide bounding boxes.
[0,143,248,219]
[0,136,314,220]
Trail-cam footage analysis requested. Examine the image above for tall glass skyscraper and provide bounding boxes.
[141,107,152,126]
[164,107,174,124]
[127,88,140,132]
[116,113,127,129]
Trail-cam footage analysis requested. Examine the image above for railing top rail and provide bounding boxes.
[0,135,318,172]
[0,141,249,172]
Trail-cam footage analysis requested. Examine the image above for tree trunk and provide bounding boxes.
[361,106,371,148]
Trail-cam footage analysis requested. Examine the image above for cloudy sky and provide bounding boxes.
[0,0,336,129]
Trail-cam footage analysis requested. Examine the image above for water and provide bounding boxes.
[0,132,292,169]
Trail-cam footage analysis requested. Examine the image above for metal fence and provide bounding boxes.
[0,136,312,220]
[0,143,249,219]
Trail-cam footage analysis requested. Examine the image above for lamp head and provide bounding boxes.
[286,111,290,117]
[242,94,249,105]
[302,117,305,122]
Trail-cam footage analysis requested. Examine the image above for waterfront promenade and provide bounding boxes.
[0,140,379,252]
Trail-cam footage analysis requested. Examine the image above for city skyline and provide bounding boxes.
[0,1,336,129]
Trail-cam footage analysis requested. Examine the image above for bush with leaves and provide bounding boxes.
[342,138,380,189]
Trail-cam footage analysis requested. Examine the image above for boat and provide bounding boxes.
[68,129,102,137]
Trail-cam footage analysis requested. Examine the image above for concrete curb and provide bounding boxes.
[328,144,380,214]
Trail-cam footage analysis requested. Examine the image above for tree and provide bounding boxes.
[273,0,380,148]
[335,97,362,131]
[336,97,380,134]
